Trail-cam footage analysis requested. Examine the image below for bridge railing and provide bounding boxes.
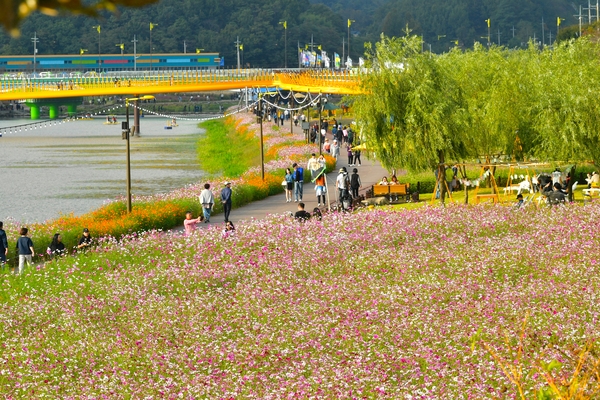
[0,68,361,97]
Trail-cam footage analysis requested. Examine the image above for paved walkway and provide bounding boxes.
[177,116,390,230]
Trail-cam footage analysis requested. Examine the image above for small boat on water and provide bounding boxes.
[103,121,119,125]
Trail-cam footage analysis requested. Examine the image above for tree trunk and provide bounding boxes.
[438,151,446,205]
[461,162,469,204]
[567,164,576,202]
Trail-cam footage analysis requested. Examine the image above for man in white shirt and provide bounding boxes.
[199,183,215,223]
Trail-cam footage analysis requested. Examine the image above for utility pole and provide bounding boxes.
[235,36,242,70]
[342,36,345,66]
[132,35,138,71]
[347,19,355,65]
[183,40,186,54]
[149,23,157,72]
[511,26,516,38]
[541,17,545,47]
[575,6,583,36]
[497,29,501,45]
[548,31,553,44]
[31,32,39,73]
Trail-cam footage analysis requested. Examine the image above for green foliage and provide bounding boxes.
[196,120,261,177]
[355,32,600,177]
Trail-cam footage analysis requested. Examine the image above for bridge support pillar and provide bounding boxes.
[133,99,140,136]
[48,104,59,120]
[67,104,77,117]
[29,104,40,120]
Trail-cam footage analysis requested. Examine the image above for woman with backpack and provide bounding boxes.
[350,168,362,198]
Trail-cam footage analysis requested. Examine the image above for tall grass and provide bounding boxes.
[197,119,261,177]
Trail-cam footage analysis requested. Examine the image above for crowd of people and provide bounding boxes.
[0,224,94,275]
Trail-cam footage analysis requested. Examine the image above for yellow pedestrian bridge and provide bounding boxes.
[0,69,361,119]
[0,69,361,101]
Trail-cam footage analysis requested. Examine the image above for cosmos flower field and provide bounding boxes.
[0,204,598,398]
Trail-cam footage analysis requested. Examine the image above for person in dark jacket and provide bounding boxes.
[221,181,233,222]
[294,202,311,221]
[47,233,66,259]
[0,221,8,265]
[16,227,34,274]
[77,228,93,250]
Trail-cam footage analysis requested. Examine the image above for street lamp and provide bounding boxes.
[93,25,101,72]
[279,21,287,68]
[347,19,355,67]
[318,95,327,154]
[79,48,87,72]
[196,48,204,54]
[257,94,265,181]
[116,43,124,56]
[123,95,155,213]
[149,22,158,71]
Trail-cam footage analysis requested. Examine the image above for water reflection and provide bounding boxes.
[0,117,204,222]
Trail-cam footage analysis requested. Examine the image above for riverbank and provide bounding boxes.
[1,111,335,266]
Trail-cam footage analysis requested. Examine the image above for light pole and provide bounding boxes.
[79,48,87,72]
[150,22,157,72]
[347,19,355,68]
[257,94,265,181]
[131,35,138,72]
[31,32,39,74]
[318,95,327,155]
[279,21,287,68]
[485,19,491,46]
[123,95,155,213]
[116,43,124,57]
[93,25,101,72]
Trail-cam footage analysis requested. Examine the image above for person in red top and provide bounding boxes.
[183,211,203,235]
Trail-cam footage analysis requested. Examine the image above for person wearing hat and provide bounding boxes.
[220,181,233,223]
[336,167,350,204]
[77,228,92,250]
[331,139,340,160]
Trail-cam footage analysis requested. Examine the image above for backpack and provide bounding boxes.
[350,173,360,188]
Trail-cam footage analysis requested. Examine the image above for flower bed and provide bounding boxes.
[0,205,598,397]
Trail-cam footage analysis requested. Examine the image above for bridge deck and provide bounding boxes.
[0,70,361,101]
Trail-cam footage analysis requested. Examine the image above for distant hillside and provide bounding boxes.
[0,0,589,68]
[312,0,581,52]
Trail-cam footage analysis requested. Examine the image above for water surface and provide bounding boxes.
[0,117,204,222]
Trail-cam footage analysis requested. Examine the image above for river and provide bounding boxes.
[0,116,205,222]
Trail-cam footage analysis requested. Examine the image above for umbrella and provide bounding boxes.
[352,143,368,151]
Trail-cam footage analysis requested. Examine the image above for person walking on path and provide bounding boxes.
[307,153,320,179]
[0,222,8,266]
[284,168,294,202]
[199,183,215,223]
[353,148,362,167]
[331,140,340,160]
[350,168,362,198]
[16,227,34,274]
[183,211,203,235]
[221,181,233,222]
[315,173,326,206]
[336,167,350,202]
[346,144,354,166]
[293,163,304,202]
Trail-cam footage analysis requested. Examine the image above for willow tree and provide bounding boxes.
[353,33,468,203]
[529,38,600,200]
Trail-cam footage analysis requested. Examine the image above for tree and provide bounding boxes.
[353,31,468,203]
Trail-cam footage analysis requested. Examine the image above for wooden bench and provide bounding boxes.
[372,185,390,197]
[372,184,410,202]
[475,194,499,204]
